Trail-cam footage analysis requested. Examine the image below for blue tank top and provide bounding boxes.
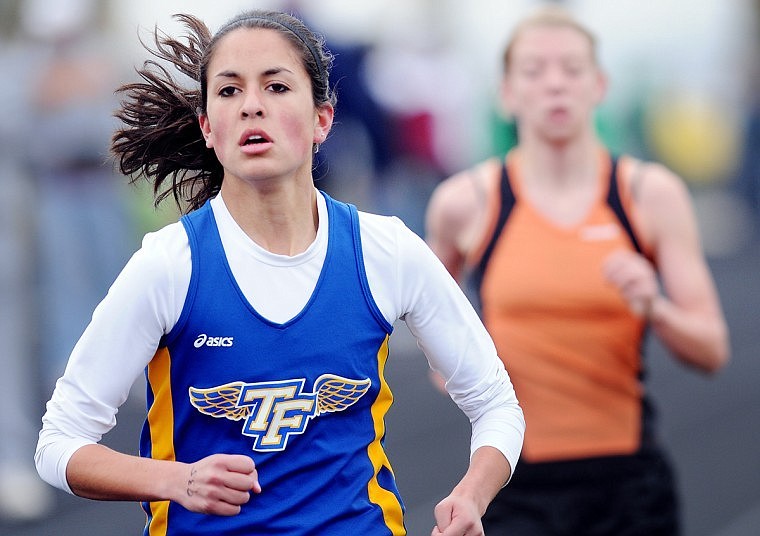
[139,193,403,535]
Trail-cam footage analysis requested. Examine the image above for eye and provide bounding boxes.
[563,63,585,77]
[219,86,240,97]
[266,82,290,94]
[516,60,543,79]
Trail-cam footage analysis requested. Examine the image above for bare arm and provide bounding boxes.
[67,444,260,516]
[604,163,729,373]
[431,446,511,536]
[425,162,495,281]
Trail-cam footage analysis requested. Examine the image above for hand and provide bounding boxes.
[431,493,484,536]
[603,249,660,318]
[177,453,261,516]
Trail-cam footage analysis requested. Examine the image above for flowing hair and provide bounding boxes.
[111,10,335,213]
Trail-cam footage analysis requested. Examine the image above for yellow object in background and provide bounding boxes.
[645,91,740,185]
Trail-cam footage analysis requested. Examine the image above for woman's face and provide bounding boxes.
[199,27,333,186]
[501,25,605,143]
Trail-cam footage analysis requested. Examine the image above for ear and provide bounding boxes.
[198,113,214,148]
[313,103,334,145]
[498,75,516,119]
[593,69,608,105]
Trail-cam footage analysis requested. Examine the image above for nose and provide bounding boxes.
[544,65,569,91]
[241,90,265,118]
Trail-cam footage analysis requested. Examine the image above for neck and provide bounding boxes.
[516,134,603,188]
[220,180,319,256]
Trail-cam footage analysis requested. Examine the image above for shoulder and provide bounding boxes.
[621,157,688,203]
[356,210,442,323]
[425,158,502,253]
[120,220,191,291]
[428,158,501,219]
[624,158,693,217]
[141,220,190,259]
[95,219,190,338]
[621,157,698,249]
[357,210,420,255]
[358,210,447,277]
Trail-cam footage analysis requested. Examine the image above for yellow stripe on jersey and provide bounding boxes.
[146,347,175,536]
[366,335,406,535]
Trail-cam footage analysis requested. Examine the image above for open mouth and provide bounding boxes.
[243,135,268,146]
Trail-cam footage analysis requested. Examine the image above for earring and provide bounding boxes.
[313,144,320,154]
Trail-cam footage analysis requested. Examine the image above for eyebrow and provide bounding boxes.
[212,66,295,80]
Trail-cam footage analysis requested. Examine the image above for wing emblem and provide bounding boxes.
[188,374,372,451]
[189,381,248,421]
[314,374,372,415]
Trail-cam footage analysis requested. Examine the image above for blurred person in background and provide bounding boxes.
[21,0,136,391]
[425,6,729,535]
[35,9,525,535]
[0,0,54,521]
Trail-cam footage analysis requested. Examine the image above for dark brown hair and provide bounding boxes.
[111,10,336,213]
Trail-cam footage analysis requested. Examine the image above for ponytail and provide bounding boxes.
[112,15,221,213]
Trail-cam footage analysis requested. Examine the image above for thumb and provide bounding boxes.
[433,500,454,533]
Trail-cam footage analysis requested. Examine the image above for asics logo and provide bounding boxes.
[194,334,234,348]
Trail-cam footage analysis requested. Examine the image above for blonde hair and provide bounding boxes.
[502,6,598,72]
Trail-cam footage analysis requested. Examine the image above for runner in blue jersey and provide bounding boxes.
[35,9,525,536]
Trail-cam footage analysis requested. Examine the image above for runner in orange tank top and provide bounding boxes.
[425,6,729,535]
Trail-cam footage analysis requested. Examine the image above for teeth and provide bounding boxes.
[247,135,263,142]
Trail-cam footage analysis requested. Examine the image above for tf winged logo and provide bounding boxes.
[189,374,371,451]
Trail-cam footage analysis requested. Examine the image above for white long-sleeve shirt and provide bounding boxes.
[36,192,524,493]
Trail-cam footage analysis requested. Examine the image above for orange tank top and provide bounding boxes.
[470,150,650,462]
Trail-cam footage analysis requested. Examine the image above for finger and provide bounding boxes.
[433,503,453,533]
[604,257,634,283]
[223,471,260,493]
[209,499,244,517]
[220,456,262,493]
[603,249,630,272]
[437,518,468,536]
[218,488,252,507]
[604,249,647,282]
[222,454,256,474]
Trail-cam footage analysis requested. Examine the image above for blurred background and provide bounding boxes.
[0,0,757,534]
